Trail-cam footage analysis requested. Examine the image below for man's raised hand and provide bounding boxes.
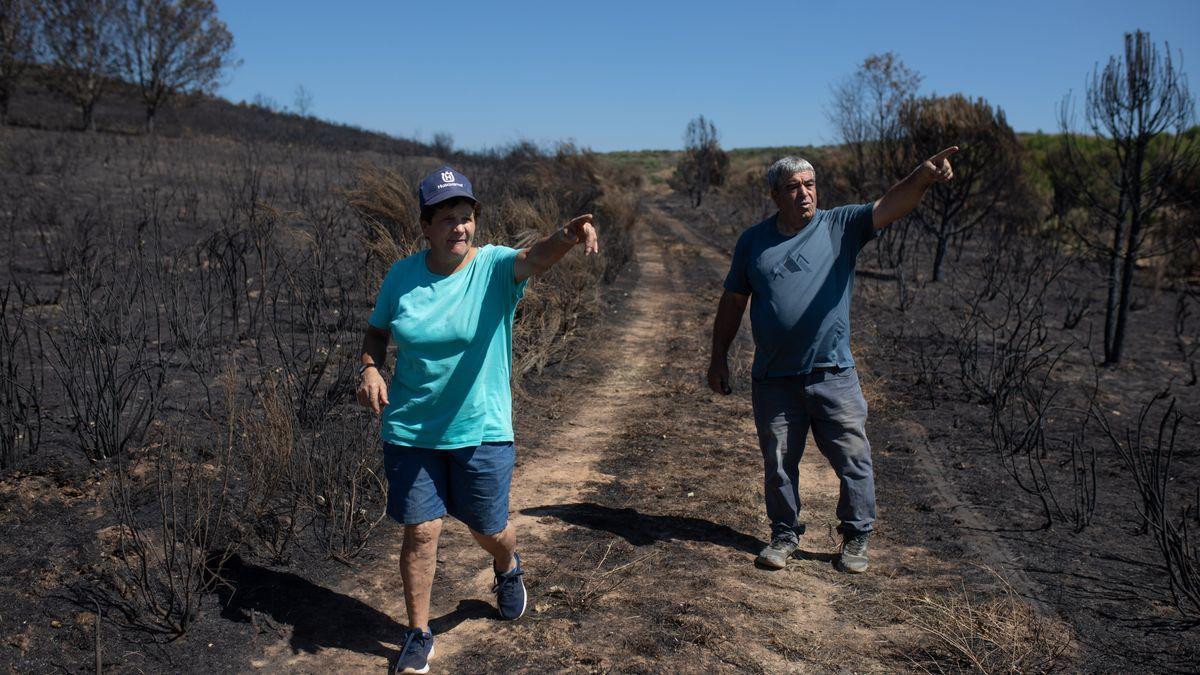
[564,214,599,255]
[924,146,958,184]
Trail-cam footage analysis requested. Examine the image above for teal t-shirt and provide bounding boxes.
[368,244,528,449]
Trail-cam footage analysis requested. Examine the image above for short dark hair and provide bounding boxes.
[419,196,481,224]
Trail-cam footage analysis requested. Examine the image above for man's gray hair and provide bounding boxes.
[766,157,816,193]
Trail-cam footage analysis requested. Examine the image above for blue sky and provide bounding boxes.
[216,0,1200,152]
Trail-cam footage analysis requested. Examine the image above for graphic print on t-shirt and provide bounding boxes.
[773,251,811,278]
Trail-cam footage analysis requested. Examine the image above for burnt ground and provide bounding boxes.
[3,192,1197,672]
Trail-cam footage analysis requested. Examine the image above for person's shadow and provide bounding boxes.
[793,547,837,563]
[520,502,765,554]
[214,554,494,661]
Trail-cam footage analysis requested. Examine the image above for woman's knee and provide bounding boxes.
[404,518,443,547]
[470,521,512,544]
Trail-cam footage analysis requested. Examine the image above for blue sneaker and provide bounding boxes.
[393,628,434,674]
[492,552,527,620]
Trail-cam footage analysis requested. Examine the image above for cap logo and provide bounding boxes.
[440,171,455,183]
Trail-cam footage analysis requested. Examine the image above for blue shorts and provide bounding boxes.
[382,441,515,535]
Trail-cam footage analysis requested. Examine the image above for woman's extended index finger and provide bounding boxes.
[930,146,960,163]
[568,213,594,228]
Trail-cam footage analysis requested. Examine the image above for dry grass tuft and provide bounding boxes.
[543,540,659,615]
[495,194,553,237]
[233,376,303,564]
[342,166,423,277]
[593,186,641,282]
[898,567,1074,673]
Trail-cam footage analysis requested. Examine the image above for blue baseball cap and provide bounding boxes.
[418,166,476,210]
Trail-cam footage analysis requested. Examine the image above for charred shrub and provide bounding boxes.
[0,281,44,468]
[45,256,168,462]
[97,432,237,637]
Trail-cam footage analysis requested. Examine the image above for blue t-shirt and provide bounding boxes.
[723,204,876,380]
[368,244,529,449]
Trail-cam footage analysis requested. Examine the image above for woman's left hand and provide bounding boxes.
[564,214,599,255]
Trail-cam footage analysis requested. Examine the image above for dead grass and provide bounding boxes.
[342,165,424,280]
[543,540,660,615]
[897,567,1074,673]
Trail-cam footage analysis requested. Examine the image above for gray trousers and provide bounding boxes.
[751,367,876,542]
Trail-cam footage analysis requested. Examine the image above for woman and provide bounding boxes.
[356,166,598,674]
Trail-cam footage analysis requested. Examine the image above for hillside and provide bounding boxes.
[3,66,434,156]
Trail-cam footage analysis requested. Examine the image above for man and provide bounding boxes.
[707,147,957,573]
[357,166,597,673]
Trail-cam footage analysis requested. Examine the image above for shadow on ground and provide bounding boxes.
[214,555,494,662]
[522,502,765,553]
[795,549,837,563]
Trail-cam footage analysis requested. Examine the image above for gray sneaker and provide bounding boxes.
[756,535,798,569]
[839,531,870,573]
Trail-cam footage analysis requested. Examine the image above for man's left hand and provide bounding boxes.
[922,146,958,184]
[563,214,599,255]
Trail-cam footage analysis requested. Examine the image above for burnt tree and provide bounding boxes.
[1053,31,1197,364]
[116,0,236,134]
[901,94,1022,282]
[39,0,122,131]
[0,0,38,124]
[827,51,921,202]
[675,114,728,207]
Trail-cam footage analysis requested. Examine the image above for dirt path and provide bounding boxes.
[247,199,1056,672]
[420,206,701,664]
[251,204,750,671]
